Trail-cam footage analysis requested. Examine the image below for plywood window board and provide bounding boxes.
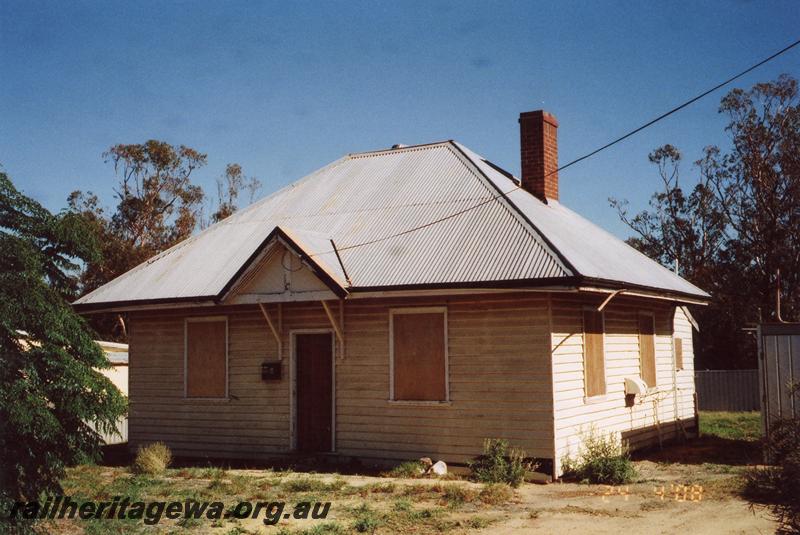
[583,309,606,397]
[390,308,448,402]
[185,317,228,398]
[638,313,657,387]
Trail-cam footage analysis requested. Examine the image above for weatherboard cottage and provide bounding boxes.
[75,110,708,477]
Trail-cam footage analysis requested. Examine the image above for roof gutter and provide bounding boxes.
[72,275,708,315]
[577,284,709,306]
[73,296,219,315]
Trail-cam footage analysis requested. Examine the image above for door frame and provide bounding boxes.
[289,329,336,452]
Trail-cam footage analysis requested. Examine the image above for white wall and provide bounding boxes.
[550,295,696,475]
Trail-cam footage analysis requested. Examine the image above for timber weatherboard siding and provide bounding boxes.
[128,293,695,471]
[550,296,696,474]
[128,294,554,464]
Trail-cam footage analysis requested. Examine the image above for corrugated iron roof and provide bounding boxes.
[74,141,708,308]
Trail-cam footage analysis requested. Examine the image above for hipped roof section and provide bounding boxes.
[74,141,708,311]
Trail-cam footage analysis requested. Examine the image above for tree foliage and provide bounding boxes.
[69,140,207,296]
[207,163,262,225]
[69,143,261,341]
[612,75,800,368]
[0,171,127,514]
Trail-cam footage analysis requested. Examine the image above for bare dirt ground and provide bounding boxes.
[493,462,774,534]
[47,427,776,534]
[219,458,776,534]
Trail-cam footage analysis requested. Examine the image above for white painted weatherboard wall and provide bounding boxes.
[550,296,695,475]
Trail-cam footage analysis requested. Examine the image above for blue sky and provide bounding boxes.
[1,1,798,239]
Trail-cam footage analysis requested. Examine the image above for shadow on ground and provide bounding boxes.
[100,443,389,475]
[632,435,762,466]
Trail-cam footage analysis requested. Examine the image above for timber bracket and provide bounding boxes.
[322,300,345,359]
[258,302,283,360]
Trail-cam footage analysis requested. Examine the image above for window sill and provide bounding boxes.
[583,394,612,405]
[388,400,452,407]
[183,397,231,402]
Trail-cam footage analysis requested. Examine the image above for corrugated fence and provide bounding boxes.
[695,370,760,411]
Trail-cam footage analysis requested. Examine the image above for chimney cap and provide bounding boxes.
[519,110,558,128]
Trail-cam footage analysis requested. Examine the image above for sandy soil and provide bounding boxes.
[233,461,777,534]
[493,478,774,534]
[50,452,777,534]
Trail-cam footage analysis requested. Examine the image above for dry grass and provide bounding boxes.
[44,437,771,535]
[131,442,172,475]
[478,483,514,505]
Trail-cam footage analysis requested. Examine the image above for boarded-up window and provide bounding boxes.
[674,338,684,370]
[638,314,657,387]
[583,310,606,397]
[391,309,447,401]
[186,318,227,398]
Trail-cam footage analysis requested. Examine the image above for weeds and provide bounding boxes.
[478,483,513,505]
[384,460,425,478]
[351,503,381,533]
[365,482,396,494]
[282,476,345,493]
[465,515,493,529]
[469,438,532,487]
[561,427,636,485]
[743,417,800,533]
[277,523,346,535]
[439,483,477,507]
[393,498,412,512]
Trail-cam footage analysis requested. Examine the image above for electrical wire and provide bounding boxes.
[313,37,800,257]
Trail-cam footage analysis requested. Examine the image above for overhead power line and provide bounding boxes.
[315,37,800,258]
[557,37,800,174]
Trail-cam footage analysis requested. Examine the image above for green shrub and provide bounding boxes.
[385,460,425,478]
[744,417,800,534]
[132,442,172,475]
[561,427,636,485]
[468,438,532,487]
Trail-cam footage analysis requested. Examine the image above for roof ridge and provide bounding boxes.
[347,140,453,158]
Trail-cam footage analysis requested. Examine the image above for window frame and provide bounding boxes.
[388,306,450,405]
[581,307,607,401]
[184,315,229,400]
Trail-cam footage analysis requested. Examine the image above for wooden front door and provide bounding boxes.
[295,333,333,452]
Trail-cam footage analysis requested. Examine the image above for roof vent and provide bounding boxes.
[391,144,407,149]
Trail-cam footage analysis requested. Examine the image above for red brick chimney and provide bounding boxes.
[519,110,559,202]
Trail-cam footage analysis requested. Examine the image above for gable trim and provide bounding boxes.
[218,226,349,303]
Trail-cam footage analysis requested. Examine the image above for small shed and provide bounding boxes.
[95,340,129,445]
